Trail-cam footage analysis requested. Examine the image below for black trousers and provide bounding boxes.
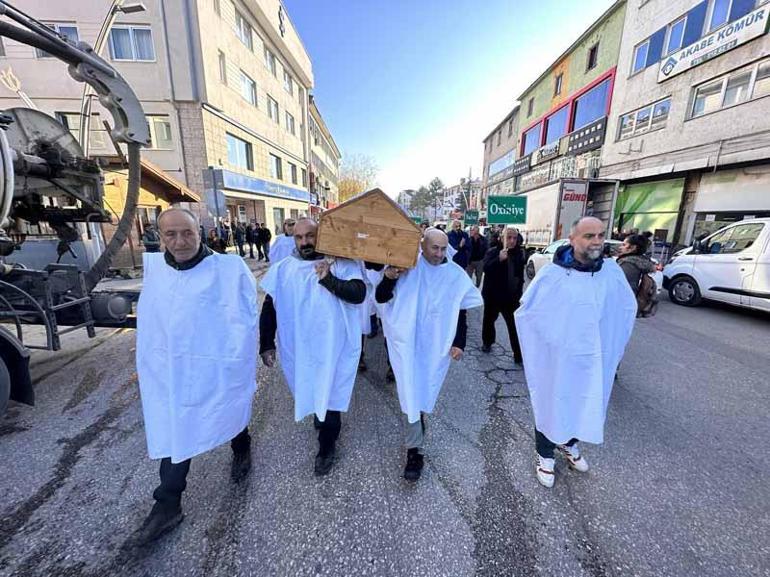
[237,241,245,256]
[482,299,522,362]
[256,242,264,259]
[535,428,577,459]
[153,427,250,509]
[247,242,255,258]
[313,410,341,454]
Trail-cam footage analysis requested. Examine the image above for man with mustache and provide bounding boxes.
[515,217,636,488]
[259,219,366,476]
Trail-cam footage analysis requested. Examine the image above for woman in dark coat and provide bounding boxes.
[617,234,656,291]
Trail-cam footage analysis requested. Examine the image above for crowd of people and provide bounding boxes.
[131,208,656,545]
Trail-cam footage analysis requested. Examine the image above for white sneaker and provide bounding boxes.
[536,455,555,488]
[558,443,589,473]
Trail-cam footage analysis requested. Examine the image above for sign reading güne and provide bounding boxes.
[658,5,769,82]
[487,196,527,224]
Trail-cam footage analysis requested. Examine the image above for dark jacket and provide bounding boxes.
[375,261,467,350]
[258,227,272,244]
[469,235,488,262]
[481,243,526,304]
[617,254,656,292]
[259,255,366,354]
[246,226,257,244]
[234,226,245,244]
[447,229,472,268]
[141,228,161,252]
[553,244,603,273]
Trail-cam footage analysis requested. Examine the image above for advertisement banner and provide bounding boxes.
[487,196,527,224]
[464,209,479,225]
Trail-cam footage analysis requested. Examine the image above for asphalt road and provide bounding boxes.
[0,281,768,577]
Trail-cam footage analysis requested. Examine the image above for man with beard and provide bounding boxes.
[515,217,636,488]
[259,219,366,476]
[134,208,257,544]
[480,227,525,364]
[376,228,483,482]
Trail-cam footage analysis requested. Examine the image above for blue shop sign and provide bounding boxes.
[221,169,310,202]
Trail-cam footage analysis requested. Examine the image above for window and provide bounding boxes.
[213,0,220,15]
[267,95,279,123]
[706,223,764,253]
[618,97,671,140]
[289,162,298,184]
[544,105,569,145]
[226,133,253,170]
[37,24,79,58]
[507,118,514,136]
[301,168,307,187]
[496,130,501,146]
[264,47,277,77]
[285,111,295,135]
[707,0,732,32]
[572,78,610,129]
[521,123,542,156]
[269,153,282,180]
[218,51,227,84]
[665,16,686,55]
[147,116,173,149]
[234,11,253,51]
[0,38,6,57]
[239,70,257,106]
[690,59,770,118]
[527,98,534,117]
[632,40,649,74]
[109,26,155,61]
[554,73,563,96]
[586,43,599,71]
[283,70,294,95]
[298,86,304,106]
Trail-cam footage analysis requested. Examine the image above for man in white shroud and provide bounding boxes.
[376,228,483,482]
[515,217,636,488]
[268,217,296,266]
[134,208,258,544]
[259,218,367,476]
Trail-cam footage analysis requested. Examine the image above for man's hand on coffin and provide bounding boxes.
[260,349,276,367]
[450,347,463,361]
[315,260,331,280]
[384,266,405,280]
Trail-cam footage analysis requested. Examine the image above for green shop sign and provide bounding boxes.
[464,210,479,225]
[487,196,527,224]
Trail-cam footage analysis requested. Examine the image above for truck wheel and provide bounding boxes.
[668,276,702,307]
[0,357,10,417]
[526,260,536,280]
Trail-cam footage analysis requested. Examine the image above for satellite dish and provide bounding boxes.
[2,107,84,158]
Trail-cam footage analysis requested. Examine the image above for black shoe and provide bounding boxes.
[403,448,424,482]
[230,450,251,482]
[386,366,395,382]
[367,315,379,339]
[481,344,492,353]
[132,503,183,546]
[314,446,335,476]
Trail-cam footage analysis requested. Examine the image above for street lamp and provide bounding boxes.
[78,1,146,156]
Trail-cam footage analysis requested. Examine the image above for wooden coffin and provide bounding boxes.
[317,188,422,268]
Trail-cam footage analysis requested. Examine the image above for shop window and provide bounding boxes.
[521,123,542,156]
[572,78,610,130]
[544,105,569,145]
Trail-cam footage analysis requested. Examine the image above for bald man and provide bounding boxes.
[259,218,366,476]
[376,228,483,482]
[515,217,636,488]
[134,208,258,544]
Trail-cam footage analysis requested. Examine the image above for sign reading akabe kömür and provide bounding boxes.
[487,196,527,224]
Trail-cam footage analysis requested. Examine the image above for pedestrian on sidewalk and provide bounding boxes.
[480,227,525,363]
[447,220,471,269]
[133,208,258,545]
[259,219,366,476]
[141,224,161,253]
[376,228,483,482]
[465,225,488,287]
[246,222,257,259]
[234,223,246,257]
[269,218,296,265]
[258,222,272,262]
[206,228,226,254]
[515,217,636,488]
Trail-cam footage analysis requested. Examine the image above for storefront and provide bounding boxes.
[613,178,684,243]
[689,166,770,240]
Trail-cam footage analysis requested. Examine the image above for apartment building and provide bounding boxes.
[308,95,341,210]
[481,106,519,216]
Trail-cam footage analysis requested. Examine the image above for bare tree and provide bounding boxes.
[338,153,379,203]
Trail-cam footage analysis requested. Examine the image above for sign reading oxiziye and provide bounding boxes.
[487,196,527,224]
[658,5,769,82]
[464,209,479,225]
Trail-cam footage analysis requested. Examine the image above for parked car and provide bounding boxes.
[525,238,663,289]
[663,218,770,312]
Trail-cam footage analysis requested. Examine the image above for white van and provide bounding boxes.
[663,218,770,312]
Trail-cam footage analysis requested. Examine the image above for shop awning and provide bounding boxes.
[103,156,201,204]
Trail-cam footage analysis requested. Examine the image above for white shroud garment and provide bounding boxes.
[269,234,295,265]
[260,256,362,421]
[378,256,483,423]
[515,259,636,445]
[357,263,383,334]
[136,252,258,463]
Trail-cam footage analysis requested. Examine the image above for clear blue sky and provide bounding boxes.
[282,0,616,193]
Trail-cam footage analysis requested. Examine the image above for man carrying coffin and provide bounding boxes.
[134,208,258,544]
[376,228,483,481]
[268,218,296,265]
[259,218,366,476]
[515,217,637,488]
